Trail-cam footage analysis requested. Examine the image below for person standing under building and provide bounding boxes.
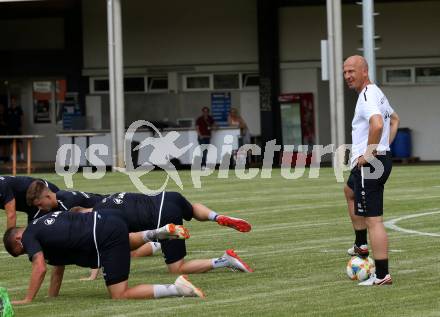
[342,55,400,286]
[7,96,24,161]
[228,107,250,146]
[0,103,9,163]
[195,107,217,168]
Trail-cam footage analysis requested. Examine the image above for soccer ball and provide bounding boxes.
[346,256,375,281]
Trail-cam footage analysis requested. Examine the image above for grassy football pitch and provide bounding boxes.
[1,165,439,317]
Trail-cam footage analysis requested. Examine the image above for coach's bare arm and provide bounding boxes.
[4,199,17,229]
[12,251,47,305]
[389,112,400,144]
[358,114,384,166]
[49,265,65,297]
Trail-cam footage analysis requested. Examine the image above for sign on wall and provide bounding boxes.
[211,92,231,126]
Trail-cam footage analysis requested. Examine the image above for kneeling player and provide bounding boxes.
[84,191,253,277]
[3,211,205,305]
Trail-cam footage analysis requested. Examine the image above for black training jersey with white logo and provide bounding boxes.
[0,176,60,221]
[54,190,106,211]
[22,211,98,267]
[93,192,162,232]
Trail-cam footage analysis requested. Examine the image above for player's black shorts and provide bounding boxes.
[347,152,392,217]
[153,192,194,264]
[96,214,130,286]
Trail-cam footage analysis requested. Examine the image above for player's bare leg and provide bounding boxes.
[192,203,251,232]
[107,277,204,299]
[166,249,253,274]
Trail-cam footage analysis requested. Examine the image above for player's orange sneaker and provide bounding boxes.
[174,275,206,298]
[156,224,190,240]
[224,249,254,273]
[216,215,251,232]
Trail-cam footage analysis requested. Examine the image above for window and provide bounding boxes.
[148,76,168,91]
[415,66,440,83]
[124,77,145,92]
[91,78,109,93]
[213,73,239,89]
[241,73,260,88]
[383,68,413,84]
[183,74,212,91]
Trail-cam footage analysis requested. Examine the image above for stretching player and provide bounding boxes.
[3,210,205,305]
[0,176,59,229]
[79,191,253,279]
[26,182,176,260]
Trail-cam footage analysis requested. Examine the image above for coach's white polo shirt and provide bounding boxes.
[351,84,394,168]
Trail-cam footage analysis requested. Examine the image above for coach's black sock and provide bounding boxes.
[354,229,368,246]
[375,259,389,279]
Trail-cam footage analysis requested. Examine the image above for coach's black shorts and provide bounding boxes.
[96,214,130,286]
[347,152,392,217]
[153,192,194,264]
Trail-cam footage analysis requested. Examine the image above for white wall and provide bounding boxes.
[279,1,440,61]
[381,86,440,160]
[82,0,257,68]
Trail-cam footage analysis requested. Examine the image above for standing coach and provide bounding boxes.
[343,55,400,286]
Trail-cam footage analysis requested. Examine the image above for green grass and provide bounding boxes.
[1,165,440,317]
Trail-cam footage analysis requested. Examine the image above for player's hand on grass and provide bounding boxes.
[12,298,32,305]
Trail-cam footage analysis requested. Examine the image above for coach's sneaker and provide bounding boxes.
[347,244,369,257]
[174,275,206,298]
[224,249,254,273]
[156,224,190,240]
[216,215,251,232]
[359,274,392,286]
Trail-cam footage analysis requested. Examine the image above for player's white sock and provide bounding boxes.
[208,211,219,221]
[142,230,156,242]
[211,257,228,269]
[153,284,179,298]
[149,241,161,254]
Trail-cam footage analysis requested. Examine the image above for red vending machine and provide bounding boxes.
[278,93,316,165]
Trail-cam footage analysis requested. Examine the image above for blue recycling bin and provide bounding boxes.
[390,128,412,158]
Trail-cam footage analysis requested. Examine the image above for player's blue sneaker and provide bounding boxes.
[359,274,392,286]
[174,275,206,298]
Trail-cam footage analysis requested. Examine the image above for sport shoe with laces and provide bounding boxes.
[347,244,369,257]
[359,273,392,286]
[223,249,253,273]
[156,224,190,240]
[174,275,206,298]
[216,215,251,232]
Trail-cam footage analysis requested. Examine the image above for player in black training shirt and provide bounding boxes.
[85,191,254,277]
[25,181,174,264]
[26,180,105,212]
[3,210,205,305]
[0,176,59,228]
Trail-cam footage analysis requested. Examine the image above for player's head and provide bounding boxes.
[3,227,25,257]
[343,55,370,92]
[26,180,56,211]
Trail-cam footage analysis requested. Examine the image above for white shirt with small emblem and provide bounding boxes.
[351,84,394,168]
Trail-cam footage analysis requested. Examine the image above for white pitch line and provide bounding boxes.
[384,210,440,237]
